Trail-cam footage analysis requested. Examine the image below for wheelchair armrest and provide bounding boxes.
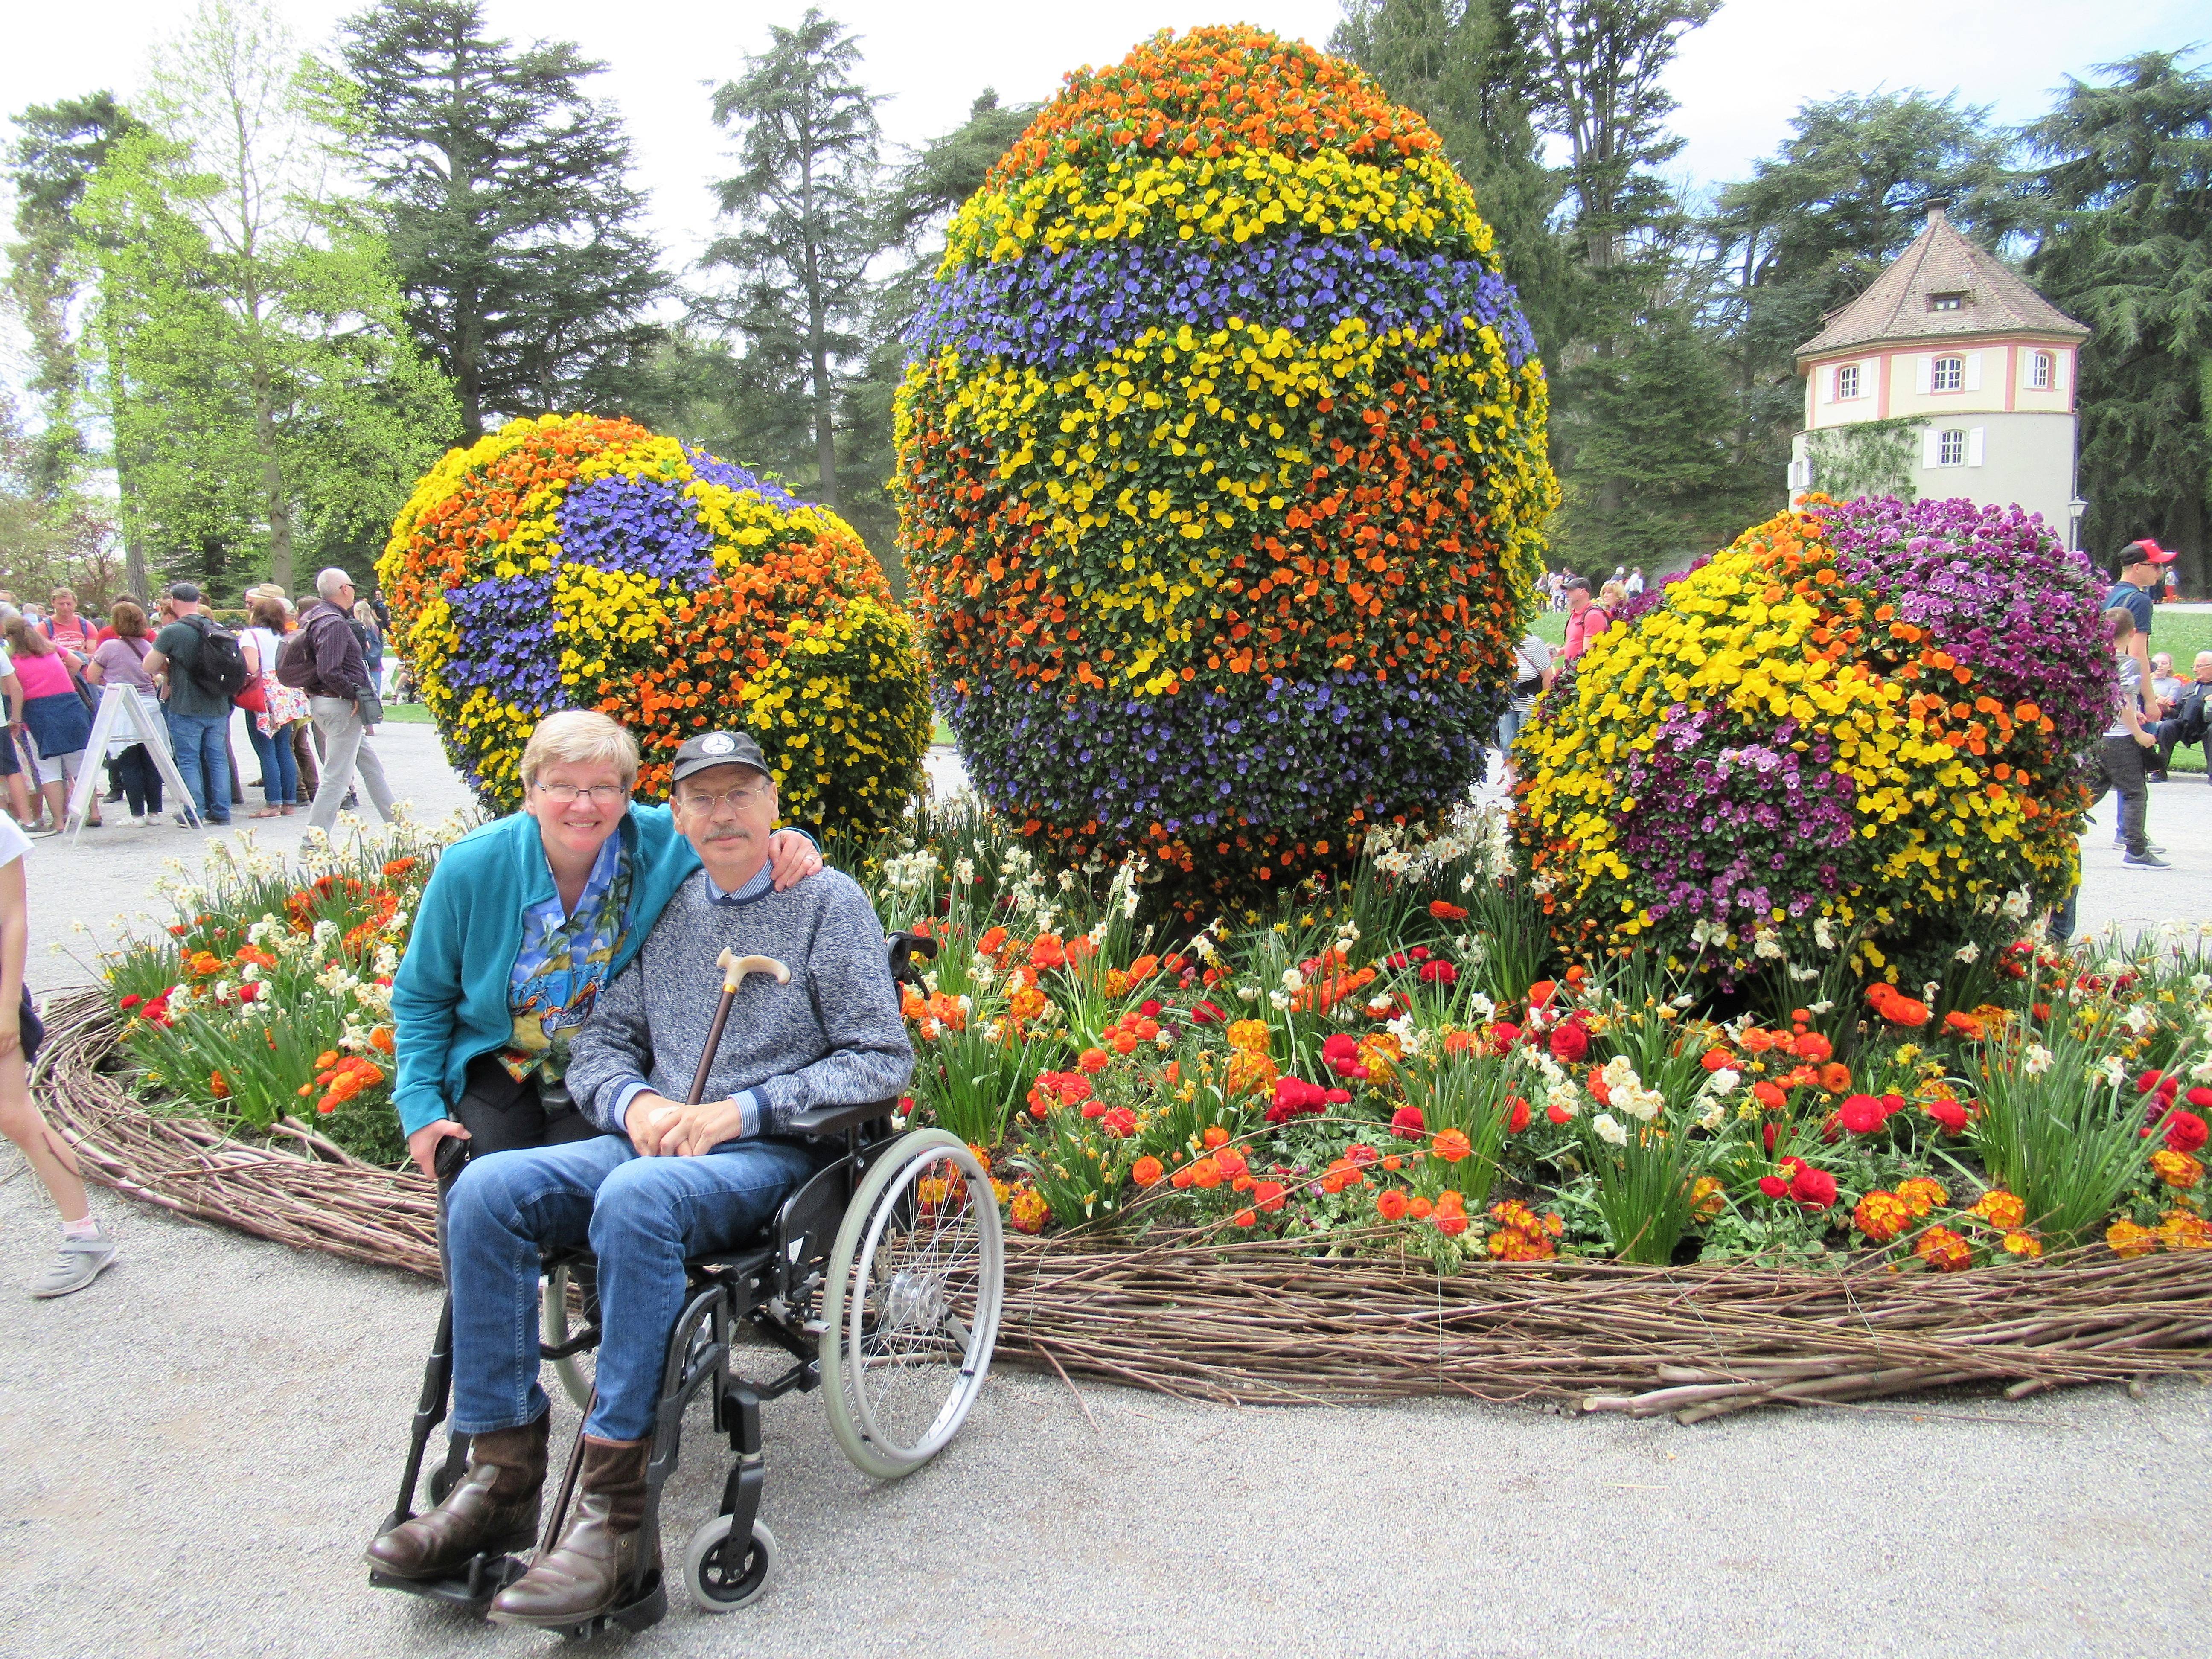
[786,1097,898,1139]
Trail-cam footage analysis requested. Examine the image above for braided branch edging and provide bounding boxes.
[40,990,2212,1422]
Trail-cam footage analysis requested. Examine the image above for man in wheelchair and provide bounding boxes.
[366,729,912,1630]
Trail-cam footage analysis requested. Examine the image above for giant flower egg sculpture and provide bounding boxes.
[378,413,930,830]
[894,26,1556,902]
[1513,497,2109,984]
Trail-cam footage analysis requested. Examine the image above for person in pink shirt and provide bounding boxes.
[1560,578,1612,662]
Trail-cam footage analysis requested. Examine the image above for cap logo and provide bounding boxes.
[701,733,736,755]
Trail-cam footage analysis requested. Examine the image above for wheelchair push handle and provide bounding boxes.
[686,951,790,1106]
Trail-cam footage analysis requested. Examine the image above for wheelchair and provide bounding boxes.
[371,931,1002,1638]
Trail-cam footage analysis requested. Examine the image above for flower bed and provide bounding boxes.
[378,413,930,832]
[894,26,1557,908]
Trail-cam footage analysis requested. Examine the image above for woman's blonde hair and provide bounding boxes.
[521,710,639,792]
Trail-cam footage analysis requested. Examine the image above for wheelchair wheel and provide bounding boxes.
[684,1514,777,1612]
[819,1129,1003,1481]
[541,1263,594,1411]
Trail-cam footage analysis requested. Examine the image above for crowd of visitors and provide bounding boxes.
[0,570,397,838]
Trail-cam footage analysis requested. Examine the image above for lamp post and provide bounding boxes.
[2068,498,2088,554]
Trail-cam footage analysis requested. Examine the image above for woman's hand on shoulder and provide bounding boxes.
[766,829,824,891]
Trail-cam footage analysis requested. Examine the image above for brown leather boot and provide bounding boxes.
[487,1435,656,1627]
[365,1411,549,1580]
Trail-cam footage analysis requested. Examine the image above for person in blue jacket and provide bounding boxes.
[390,710,822,1179]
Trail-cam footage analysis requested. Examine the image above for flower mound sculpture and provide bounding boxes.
[894,26,1556,905]
[1514,497,2109,982]
[378,413,930,828]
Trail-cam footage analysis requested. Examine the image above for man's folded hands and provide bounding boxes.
[625,1094,747,1158]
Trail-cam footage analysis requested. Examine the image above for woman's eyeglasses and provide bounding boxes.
[533,783,629,805]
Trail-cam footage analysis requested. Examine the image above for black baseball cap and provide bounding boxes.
[670,730,771,786]
[167,581,202,602]
[2121,538,2177,566]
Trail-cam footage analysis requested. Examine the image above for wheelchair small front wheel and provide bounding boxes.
[820,1129,1004,1481]
[684,1514,777,1612]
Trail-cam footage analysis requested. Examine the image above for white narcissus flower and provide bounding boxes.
[1615,1084,1663,1124]
[1237,985,1259,1002]
[1753,927,1784,960]
[2002,888,2032,921]
[1268,991,1291,1011]
[1592,1112,1629,1147]
[2094,1056,2127,1089]
[1809,999,1835,1015]
[1813,916,1838,951]
[1707,1068,1741,1096]
[1545,1085,1579,1120]
[2022,1044,2054,1076]
[1467,991,1497,1022]
[1954,941,1980,964]
[1697,1101,1728,1132]
[1601,1055,1640,1091]
[2123,1005,2155,1036]
[1281,967,1306,992]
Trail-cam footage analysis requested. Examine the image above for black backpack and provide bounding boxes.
[183,614,251,698]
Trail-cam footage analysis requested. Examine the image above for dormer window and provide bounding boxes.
[1929,292,1965,312]
[1931,356,1964,392]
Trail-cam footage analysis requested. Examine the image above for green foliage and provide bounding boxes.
[333,0,670,444]
[1804,417,1922,504]
[74,0,456,598]
[702,8,882,524]
[2024,49,2212,585]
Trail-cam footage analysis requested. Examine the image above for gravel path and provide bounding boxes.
[3,721,2211,1654]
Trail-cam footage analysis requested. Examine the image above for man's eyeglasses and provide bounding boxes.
[678,781,771,813]
[533,782,629,805]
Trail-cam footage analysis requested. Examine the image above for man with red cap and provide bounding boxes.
[2106,540,2177,725]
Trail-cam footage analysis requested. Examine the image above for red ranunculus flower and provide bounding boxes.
[2189,1086,2212,1110]
[1139,999,1163,1018]
[1926,1097,1968,1135]
[1390,1104,1426,1137]
[1789,1162,1838,1211]
[1190,999,1225,1025]
[1101,1106,1137,1138]
[2167,1110,2209,1155]
[1320,1033,1363,1076]
[1548,1019,1589,1063]
[1418,959,1458,985]
[1757,1174,1789,1199]
[1547,1100,1573,1125]
[1838,1094,1887,1135]
[1503,1094,1530,1135]
[2139,1069,2168,1095]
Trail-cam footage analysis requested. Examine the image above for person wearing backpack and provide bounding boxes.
[143,582,238,828]
[1561,578,1612,662]
[285,568,396,833]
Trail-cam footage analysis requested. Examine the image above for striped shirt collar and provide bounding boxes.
[704,858,775,907]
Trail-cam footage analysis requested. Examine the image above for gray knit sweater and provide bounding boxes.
[567,867,912,1138]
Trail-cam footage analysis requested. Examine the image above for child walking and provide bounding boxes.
[0,815,118,1294]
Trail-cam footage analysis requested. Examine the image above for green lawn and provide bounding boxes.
[379,701,432,724]
[1529,608,1567,647]
[2146,607,2211,774]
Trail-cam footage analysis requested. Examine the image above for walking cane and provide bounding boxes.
[685,949,789,1105]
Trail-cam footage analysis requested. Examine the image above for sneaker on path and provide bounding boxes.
[30,1225,119,1298]
[2124,850,2174,869]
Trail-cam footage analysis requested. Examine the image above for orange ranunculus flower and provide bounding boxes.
[1914,1226,1972,1271]
[1428,900,1469,922]
[1792,1031,1833,1062]
[1132,1155,1164,1187]
[1896,1176,1948,1217]
[1377,1189,1409,1221]
[1968,1189,2028,1229]
[1077,1046,1110,1074]
[1190,1158,1223,1190]
[1819,1063,1852,1093]
[1201,1125,1231,1149]
[1431,1128,1472,1164]
[1029,934,1067,970]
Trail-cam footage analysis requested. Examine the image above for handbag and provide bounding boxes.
[356,687,385,727]
[234,678,268,714]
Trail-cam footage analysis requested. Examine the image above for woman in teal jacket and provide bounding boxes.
[391,711,821,1177]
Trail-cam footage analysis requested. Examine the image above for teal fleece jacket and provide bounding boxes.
[390,806,701,1137]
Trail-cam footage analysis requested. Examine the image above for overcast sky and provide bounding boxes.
[3,0,2202,293]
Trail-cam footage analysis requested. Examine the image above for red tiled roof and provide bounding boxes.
[1796,207,2087,362]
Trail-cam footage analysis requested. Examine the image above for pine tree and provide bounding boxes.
[2024,50,2212,582]
[335,0,668,442]
[704,8,882,515]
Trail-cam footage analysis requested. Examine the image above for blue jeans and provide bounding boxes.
[246,719,297,809]
[165,710,231,824]
[445,1133,820,1441]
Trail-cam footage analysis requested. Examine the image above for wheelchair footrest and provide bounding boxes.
[552,1570,667,1641]
[369,1549,529,1614]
